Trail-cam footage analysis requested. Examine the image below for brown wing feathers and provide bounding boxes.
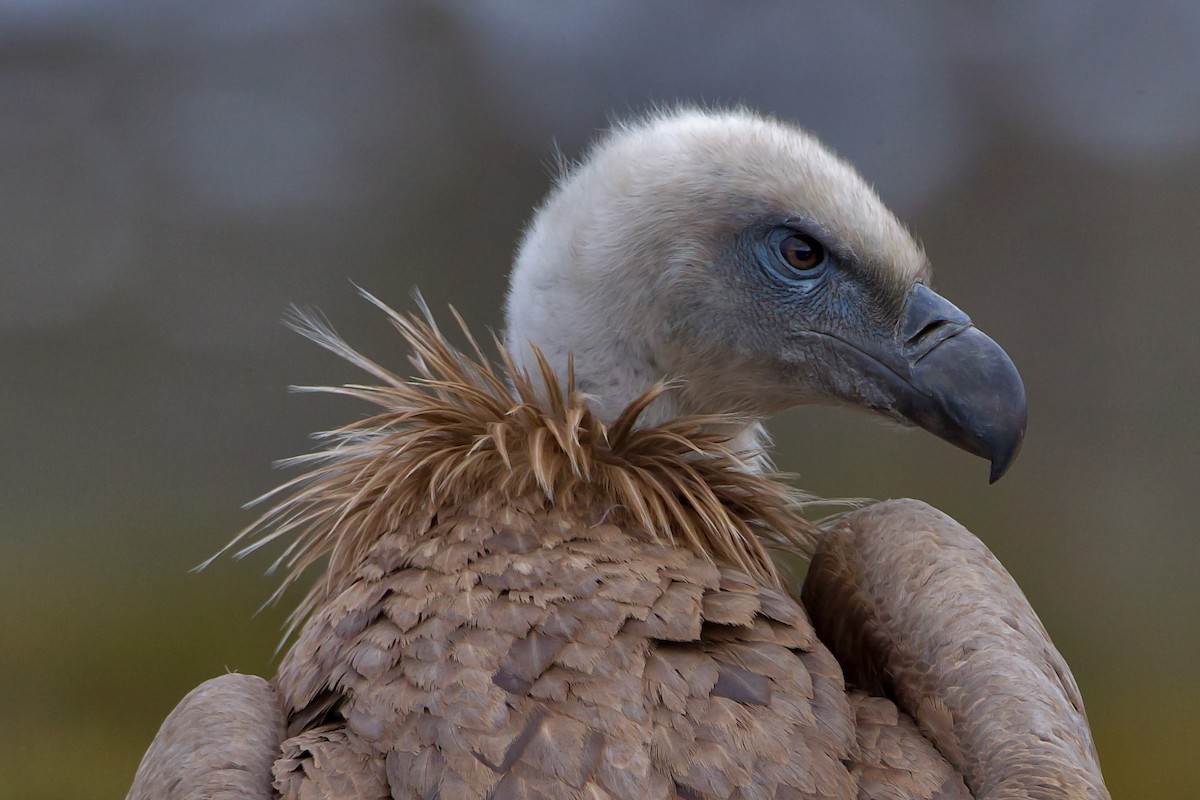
[802,500,1110,800]
[127,674,285,800]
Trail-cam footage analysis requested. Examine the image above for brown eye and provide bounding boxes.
[779,234,825,272]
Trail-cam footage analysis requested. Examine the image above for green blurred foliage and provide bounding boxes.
[3,515,286,799]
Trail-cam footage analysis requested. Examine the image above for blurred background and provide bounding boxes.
[3,1,1197,796]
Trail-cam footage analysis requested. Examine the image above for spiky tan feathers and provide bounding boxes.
[215,292,820,631]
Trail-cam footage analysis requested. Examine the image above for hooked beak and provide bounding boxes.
[820,283,1027,482]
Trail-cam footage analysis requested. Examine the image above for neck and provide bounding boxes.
[504,311,771,470]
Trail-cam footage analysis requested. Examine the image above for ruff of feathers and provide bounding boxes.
[210,291,822,634]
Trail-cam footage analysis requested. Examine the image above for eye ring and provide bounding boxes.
[778,233,826,274]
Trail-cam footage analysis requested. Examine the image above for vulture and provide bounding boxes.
[128,108,1110,800]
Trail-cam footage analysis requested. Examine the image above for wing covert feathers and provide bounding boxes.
[802,500,1110,800]
[127,674,284,800]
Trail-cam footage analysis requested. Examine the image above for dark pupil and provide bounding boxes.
[781,235,822,270]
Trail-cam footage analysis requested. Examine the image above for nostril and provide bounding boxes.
[899,284,973,346]
[906,318,953,348]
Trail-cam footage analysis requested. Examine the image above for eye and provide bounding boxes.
[779,234,826,273]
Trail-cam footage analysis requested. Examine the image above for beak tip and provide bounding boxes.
[986,416,1026,484]
[901,323,1027,484]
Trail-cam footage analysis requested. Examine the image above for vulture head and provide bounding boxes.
[506,108,1026,481]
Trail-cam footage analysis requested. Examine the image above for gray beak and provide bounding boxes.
[823,283,1028,482]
